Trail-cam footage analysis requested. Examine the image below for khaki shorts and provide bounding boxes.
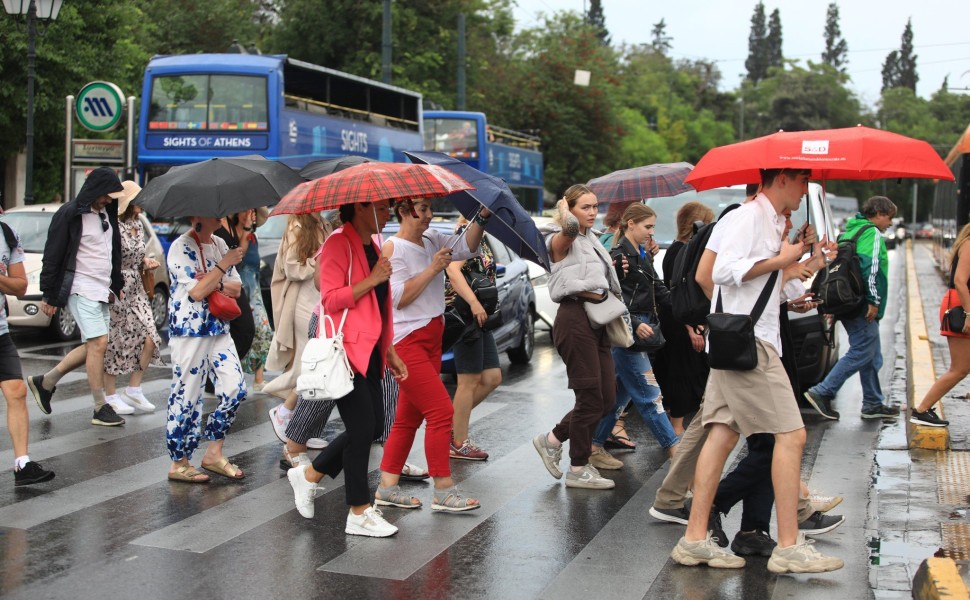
[702,339,804,437]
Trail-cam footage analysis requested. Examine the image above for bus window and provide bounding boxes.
[425,119,478,158]
[148,74,268,131]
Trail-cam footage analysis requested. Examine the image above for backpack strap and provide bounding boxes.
[715,270,779,326]
[0,222,17,251]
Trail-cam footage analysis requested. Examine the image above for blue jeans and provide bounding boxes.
[593,348,679,450]
[809,314,884,410]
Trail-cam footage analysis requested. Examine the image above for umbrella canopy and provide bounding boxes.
[685,125,955,191]
[405,151,552,270]
[299,155,373,180]
[135,157,304,219]
[587,162,695,203]
[271,161,474,216]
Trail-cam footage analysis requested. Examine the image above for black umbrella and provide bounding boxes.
[135,157,304,219]
[299,155,373,180]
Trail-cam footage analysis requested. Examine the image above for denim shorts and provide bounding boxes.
[67,294,111,342]
[453,328,499,374]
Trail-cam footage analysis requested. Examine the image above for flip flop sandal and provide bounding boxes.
[375,485,423,509]
[605,433,637,450]
[431,487,481,512]
[168,464,210,483]
[400,462,430,481]
[201,457,245,480]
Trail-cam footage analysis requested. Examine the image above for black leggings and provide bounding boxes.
[310,348,385,506]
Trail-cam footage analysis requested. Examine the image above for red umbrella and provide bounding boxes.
[270,161,474,215]
[685,125,954,191]
[587,162,694,203]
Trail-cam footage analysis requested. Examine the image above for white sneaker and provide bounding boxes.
[565,464,615,489]
[269,405,290,443]
[287,465,318,519]
[105,394,135,415]
[345,506,398,537]
[122,387,156,413]
[307,438,329,449]
[809,493,843,513]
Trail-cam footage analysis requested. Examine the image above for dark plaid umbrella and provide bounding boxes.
[270,161,473,215]
[587,162,694,203]
[299,155,372,180]
[405,151,552,270]
[135,157,304,219]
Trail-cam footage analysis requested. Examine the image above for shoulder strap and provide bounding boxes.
[0,221,17,251]
[844,223,875,245]
[715,270,779,325]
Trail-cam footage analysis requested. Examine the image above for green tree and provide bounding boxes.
[137,0,267,55]
[650,19,672,56]
[821,3,848,72]
[766,8,783,70]
[881,19,918,92]
[586,0,611,46]
[745,2,768,83]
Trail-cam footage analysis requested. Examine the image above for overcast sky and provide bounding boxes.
[512,0,970,108]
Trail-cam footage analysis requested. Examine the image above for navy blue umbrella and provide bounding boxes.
[404,151,551,270]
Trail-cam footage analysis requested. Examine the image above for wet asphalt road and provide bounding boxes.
[0,247,909,599]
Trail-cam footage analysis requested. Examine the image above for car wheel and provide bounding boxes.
[50,307,78,341]
[151,285,169,331]
[507,309,535,364]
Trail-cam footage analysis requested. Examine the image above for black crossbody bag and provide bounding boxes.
[706,271,778,371]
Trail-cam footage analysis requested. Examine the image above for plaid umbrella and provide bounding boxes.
[271,161,474,215]
[587,162,695,203]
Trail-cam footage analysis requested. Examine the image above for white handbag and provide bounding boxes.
[296,245,355,401]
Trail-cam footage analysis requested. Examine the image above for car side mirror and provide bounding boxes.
[495,264,506,278]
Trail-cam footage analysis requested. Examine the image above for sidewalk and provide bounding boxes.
[872,240,970,599]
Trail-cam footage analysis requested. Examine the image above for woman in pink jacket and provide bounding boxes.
[286,199,408,538]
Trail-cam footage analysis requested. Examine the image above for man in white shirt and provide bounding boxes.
[670,168,844,574]
[28,168,127,427]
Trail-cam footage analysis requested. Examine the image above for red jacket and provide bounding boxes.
[318,225,393,375]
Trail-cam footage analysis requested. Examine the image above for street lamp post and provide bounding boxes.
[3,0,62,205]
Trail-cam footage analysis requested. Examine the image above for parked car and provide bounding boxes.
[881,227,898,250]
[382,220,537,368]
[1,204,171,340]
[915,223,935,239]
[646,182,839,395]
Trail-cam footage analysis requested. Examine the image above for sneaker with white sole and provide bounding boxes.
[346,506,398,537]
[287,465,319,519]
[92,403,125,426]
[532,433,563,479]
[105,394,135,415]
[122,387,156,413]
[589,447,623,470]
[649,504,690,525]
[809,493,843,513]
[269,405,290,443]
[798,511,845,535]
[670,533,746,568]
[565,464,615,489]
[767,532,844,573]
[307,438,329,449]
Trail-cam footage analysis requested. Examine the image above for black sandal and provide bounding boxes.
[605,419,637,450]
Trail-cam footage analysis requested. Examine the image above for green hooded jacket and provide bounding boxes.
[841,213,888,320]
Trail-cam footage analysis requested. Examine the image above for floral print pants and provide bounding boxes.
[166,334,246,461]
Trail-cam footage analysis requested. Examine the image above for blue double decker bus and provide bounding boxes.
[422,111,544,212]
[137,53,424,180]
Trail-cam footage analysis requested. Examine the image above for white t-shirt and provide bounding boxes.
[387,228,478,344]
[71,210,113,302]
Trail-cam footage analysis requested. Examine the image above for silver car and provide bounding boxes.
[0,204,170,340]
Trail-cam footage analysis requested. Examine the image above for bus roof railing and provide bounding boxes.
[284,94,419,130]
[488,124,541,150]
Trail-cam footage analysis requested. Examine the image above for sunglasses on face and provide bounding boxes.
[98,211,109,232]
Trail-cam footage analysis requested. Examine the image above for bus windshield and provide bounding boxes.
[148,74,268,131]
[423,118,478,158]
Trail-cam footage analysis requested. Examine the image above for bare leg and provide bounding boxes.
[103,374,117,396]
[283,390,298,412]
[128,336,157,388]
[917,337,970,412]
[2,380,29,458]
[685,423,739,542]
[773,428,807,547]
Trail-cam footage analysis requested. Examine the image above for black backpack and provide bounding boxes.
[810,224,875,317]
[669,220,718,327]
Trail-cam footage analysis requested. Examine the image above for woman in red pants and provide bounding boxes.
[375,198,489,512]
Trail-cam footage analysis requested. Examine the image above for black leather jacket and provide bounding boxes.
[610,235,670,331]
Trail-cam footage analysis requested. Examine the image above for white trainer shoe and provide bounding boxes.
[122,387,156,413]
[345,506,398,537]
[105,394,135,415]
[269,405,290,443]
[307,438,329,449]
[287,465,319,519]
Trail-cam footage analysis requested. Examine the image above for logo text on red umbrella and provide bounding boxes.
[801,140,830,155]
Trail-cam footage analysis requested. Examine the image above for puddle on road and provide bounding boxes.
[869,537,940,565]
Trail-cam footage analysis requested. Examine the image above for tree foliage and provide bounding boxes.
[586,0,611,46]
[821,3,848,72]
[881,19,918,92]
[765,9,783,70]
[650,19,672,56]
[745,2,768,83]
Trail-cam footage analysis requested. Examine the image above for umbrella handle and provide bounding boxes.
[448,205,483,250]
